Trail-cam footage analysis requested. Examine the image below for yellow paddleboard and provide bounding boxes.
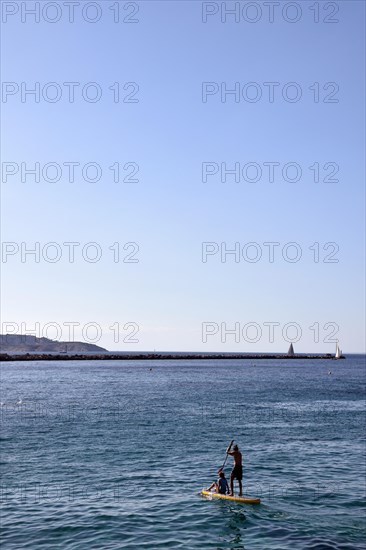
[201,489,260,504]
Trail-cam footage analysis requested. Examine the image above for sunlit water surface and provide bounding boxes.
[1,356,365,549]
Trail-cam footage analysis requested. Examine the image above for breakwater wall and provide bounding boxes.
[0,353,343,362]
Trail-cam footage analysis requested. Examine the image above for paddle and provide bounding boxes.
[219,439,234,472]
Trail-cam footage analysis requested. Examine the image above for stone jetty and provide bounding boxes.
[0,352,343,362]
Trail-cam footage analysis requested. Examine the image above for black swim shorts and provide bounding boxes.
[232,465,243,481]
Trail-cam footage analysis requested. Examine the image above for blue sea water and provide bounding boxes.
[0,356,365,549]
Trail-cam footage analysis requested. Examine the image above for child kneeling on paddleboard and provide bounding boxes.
[207,470,230,495]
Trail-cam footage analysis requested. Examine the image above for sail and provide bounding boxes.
[335,343,342,359]
[288,343,295,356]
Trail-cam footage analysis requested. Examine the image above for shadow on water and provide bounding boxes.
[226,505,247,526]
[214,502,249,549]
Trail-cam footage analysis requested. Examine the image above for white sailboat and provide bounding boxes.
[335,342,342,359]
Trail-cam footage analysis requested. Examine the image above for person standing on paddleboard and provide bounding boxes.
[227,443,243,496]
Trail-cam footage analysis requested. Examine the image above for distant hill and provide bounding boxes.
[0,334,107,353]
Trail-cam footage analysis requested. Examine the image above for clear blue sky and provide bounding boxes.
[1,1,365,352]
